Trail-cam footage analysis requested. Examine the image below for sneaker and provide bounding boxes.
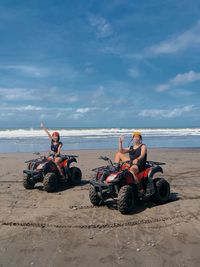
[112,163,120,171]
[137,182,144,195]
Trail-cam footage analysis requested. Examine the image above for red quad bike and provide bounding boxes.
[89,156,170,214]
[23,153,82,192]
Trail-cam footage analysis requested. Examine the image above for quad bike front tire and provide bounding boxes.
[152,178,170,204]
[117,185,135,214]
[69,167,82,186]
[89,185,102,206]
[23,173,35,189]
[43,172,58,192]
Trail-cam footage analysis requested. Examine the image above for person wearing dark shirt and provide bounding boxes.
[41,122,64,178]
[114,131,147,185]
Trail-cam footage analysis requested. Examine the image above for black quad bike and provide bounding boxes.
[23,153,82,192]
[89,156,170,214]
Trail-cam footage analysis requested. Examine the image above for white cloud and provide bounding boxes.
[0,88,38,100]
[156,84,170,92]
[156,70,200,92]
[70,107,98,120]
[0,105,72,112]
[90,86,105,104]
[132,20,200,59]
[148,20,200,56]
[128,67,141,79]
[0,87,79,103]
[171,71,200,85]
[76,107,97,114]
[16,105,43,111]
[138,105,194,118]
[76,107,91,114]
[3,64,49,77]
[89,15,113,38]
[1,63,80,81]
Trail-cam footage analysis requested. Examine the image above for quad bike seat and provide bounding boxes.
[61,155,78,160]
[135,166,152,181]
[58,155,78,168]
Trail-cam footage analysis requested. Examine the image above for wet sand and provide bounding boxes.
[0,148,200,267]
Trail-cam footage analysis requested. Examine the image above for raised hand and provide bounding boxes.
[119,136,124,144]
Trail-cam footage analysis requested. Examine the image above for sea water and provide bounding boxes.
[0,128,200,153]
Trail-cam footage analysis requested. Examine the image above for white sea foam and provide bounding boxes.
[0,128,200,138]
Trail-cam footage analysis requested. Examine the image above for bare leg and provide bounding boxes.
[54,157,64,177]
[129,165,139,183]
[114,152,129,163]
[129,165,143,193]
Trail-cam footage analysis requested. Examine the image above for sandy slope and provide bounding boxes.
[0,149,200,267]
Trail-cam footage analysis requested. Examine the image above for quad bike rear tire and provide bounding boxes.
[89,185,102,206]
[43,172,58,192]
[69,167,82,186]
[153,178,170,204]
[23,173,35,189]
[117,185,135,214]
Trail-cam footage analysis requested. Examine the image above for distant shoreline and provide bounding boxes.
[0,128,200,153]
[0,147,200,155]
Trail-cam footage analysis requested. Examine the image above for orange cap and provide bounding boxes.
[132,131,142,137]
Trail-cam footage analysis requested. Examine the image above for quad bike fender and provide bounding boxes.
[113,171,134,185]
[90,180,108,188]
[148,166,163,180]
[66,157,77,169]
[23,169,40,175]
[90,180,110,200]
[43,161,58,175]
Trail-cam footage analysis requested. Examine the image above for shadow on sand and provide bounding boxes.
[34,179,90,192]
[104,192,180,215]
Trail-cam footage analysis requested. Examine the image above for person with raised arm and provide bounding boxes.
[40,122,65,179]
[114,132,147,185]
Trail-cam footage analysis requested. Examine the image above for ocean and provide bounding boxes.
[0,128,200,153]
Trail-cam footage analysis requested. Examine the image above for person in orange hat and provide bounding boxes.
[41,122,64,178]
[114,131,147,185]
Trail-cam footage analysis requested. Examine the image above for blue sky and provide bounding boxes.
[0,0,200,128]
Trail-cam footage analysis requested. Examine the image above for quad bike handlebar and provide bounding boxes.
[61,155,78,159]
[98,156,166,168]
[98,156,109,161]
[25,155,47,163]
[147,160,166,166]
[25,153,78,164]
[99,156,113,166]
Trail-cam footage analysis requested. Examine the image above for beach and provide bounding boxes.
[0,148,200,267]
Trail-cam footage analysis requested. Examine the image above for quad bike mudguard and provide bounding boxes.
[148,165,163,179]
[66,157,77,169]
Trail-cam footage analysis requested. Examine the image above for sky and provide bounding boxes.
[0,0,200,128]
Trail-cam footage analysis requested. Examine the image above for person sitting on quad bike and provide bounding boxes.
[114,131,147,191]
[41,122,65,179]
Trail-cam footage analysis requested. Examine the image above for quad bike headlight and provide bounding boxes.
[106,174,118,183]
[36,163,45,170]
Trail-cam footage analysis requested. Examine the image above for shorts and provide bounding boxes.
[137,161,146,172]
